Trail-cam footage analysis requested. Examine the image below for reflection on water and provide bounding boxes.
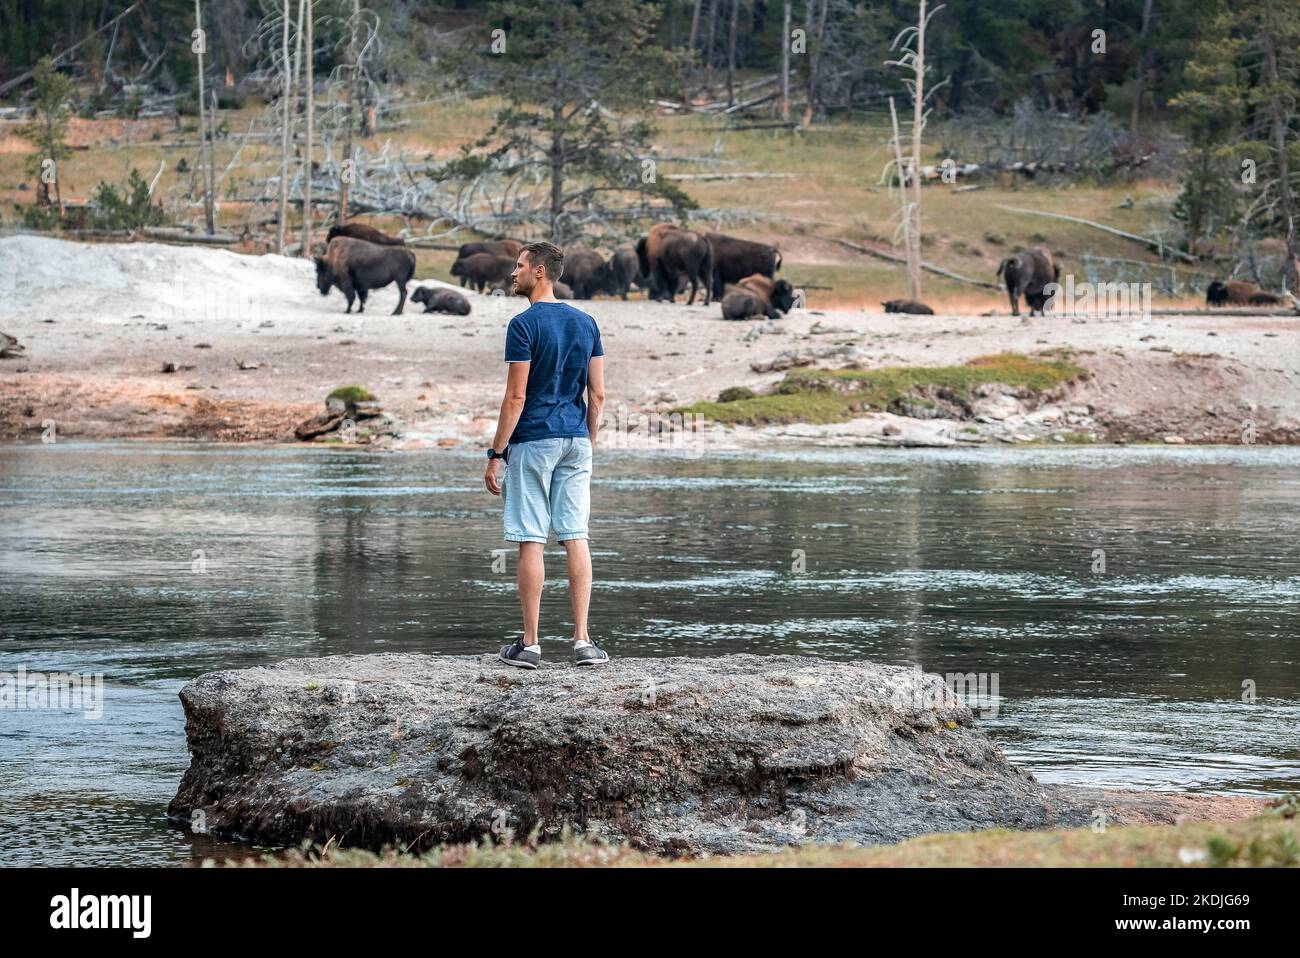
[2,441,1299,866]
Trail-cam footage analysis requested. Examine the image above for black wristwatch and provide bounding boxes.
[486,447,507,460]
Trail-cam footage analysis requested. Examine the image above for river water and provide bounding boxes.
[2,441,1298,866]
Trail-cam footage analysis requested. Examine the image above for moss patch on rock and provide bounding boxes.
[679,352,1084,426]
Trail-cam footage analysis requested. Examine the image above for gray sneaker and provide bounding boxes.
[499,638,540,669]
[573,639,609,666]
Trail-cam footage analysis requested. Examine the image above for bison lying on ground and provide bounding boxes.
[636,223,713,305]
[706,232,782,300]
[411,286,471,315]
[327,222,406,246]
[882,299,934,314]
[997,247,1060,316]
[451,252,515,293]
[720,274,796,320]
[552,280,574,299]
[315,236,416,314]
[1206,279,1283,307]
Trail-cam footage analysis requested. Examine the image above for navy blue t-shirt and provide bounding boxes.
[504,300,604,444]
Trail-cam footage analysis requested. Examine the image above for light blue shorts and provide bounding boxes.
[502,437,593,543]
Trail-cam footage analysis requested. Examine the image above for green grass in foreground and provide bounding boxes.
[678,352,1085,427]
[217,801,1300,868]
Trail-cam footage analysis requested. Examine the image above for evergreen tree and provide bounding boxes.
[436,0,695,242]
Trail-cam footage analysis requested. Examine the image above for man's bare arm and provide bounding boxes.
[586,355,606,446]
[492,361,531,452]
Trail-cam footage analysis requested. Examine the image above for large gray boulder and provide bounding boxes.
[168,653,1108,857]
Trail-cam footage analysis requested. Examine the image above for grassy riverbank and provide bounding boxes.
[222,801,1299,868]
[678,352,1086,426]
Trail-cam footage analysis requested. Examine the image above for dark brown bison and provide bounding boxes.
[411,286,472,315]
[451,239,524,287]
[720,274,796,320]
[635,223,713,305]
[450,253,514,293]
[560,247,609,300]
[455,239,523,260]
[883,299,934,314]
[1207,279,1279,306]
[705,232,782,300]
[327,222,406,246]
[604,245,642,299]
[315,237,416,314]
[552,280,574,299]
[997,247,1060,316]
[645,271,689,301]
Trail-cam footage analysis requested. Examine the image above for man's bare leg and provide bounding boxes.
[518,541,544,645]
[561,538,591,644]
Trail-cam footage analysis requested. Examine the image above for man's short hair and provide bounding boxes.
[522,242,563,281]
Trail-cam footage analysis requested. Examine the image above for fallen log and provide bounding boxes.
[664,172,797,181]
[818,235,1002,290]
[995,205,1197,264]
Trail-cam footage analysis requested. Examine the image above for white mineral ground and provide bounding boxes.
[1,235,1298,446]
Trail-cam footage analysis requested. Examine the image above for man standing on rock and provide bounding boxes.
[484,241,608,669]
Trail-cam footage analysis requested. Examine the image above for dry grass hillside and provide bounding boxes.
[0,93,1212,312]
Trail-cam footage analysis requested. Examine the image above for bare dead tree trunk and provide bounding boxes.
[689,0,702,50]
[705,0,719,90]
[1262,17,1300,292]
[277,0,292,252]
[195,0,215,234]
[889,96,917,299]
[339,0,359,223]
[802,0,828,129]
[726,0,740,107]
[909,0,926,300]
[779,0,790,122]
[1130,0,1154,136]
[301,0,314,255]
[550,102,564,241]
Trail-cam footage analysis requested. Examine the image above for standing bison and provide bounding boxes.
[560,248,609,299]
[635,223,713,305]
[705,232,782,300]
[327,222,406,246]
[315,236,416,314]
[450,253,515,293]
[604,245,642,299]
[720,274,796,320]
[997,247,1061,316]
[450,239,524,287]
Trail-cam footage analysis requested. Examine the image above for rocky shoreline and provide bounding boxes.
[167,653,1264,858]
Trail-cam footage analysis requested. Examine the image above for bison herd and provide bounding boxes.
[315,219,1293,320]
[442,222,793,320]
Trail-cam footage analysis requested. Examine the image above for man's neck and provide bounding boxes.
[529,281,559,305]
